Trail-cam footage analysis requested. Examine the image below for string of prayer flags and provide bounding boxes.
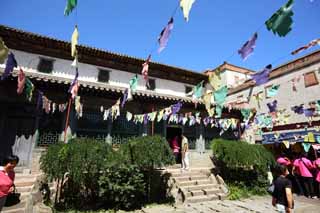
[68,69,79,99]
[208,70,222,91]
[17,68,26,95]
[141,55,151,87]
[302,143,311,152]
[267,100,278,113]
[129,74,138,92]
[71,25,79,58]
[238,32,258,60]
[180,0,196,22]
[291,38,320,55]
[265,0,294,37]
[158,18,174,53]
[251,64,272,86]
[25,78,34,102]
[266,85,280,98]
[1,52,17,80]
[157,109,164,122]
[0,37,9,64]
[64,0,77,16]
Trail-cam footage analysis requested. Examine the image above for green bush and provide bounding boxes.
[211,139,275,199]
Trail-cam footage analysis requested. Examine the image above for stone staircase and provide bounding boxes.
[165,167,228,204]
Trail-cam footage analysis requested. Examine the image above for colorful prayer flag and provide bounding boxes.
[266,85,280,97]
[193,81,204,100]
[68,69,79,99]
[0,37,9,64]
[17,68,26,94]
[129,74,138,92]
[158,18,174,53]
[71,25,79,58]
[141,55,151,87]
[121,88,128,108]
[238,32,258,60]
[251,64,272,86]
[265,0,294,37]
[36,91,43,110]
[208,70,222,91]
[180,0,196,22]
[214,86,228,105]
[291,38,320,55]
[64,0,77,16]
[267,100,278,113]
[25,78,34,102]
[1,52,17,80]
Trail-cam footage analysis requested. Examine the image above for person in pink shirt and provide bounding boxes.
[293,153,315,198]
[277,153,291,166]
[171,136,180,163]
[314,153,320,198]
[0,155,19,211]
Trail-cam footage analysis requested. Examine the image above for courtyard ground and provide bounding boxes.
[138,195,319,213]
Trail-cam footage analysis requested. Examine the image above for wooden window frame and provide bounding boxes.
[147,78,156,91]
[264,85,272,99]
[98,69,110,83]
[37,57,54,74]
[304,71,319,88]
[185,85,193,94]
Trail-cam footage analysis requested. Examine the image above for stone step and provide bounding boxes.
[170,171,201,178]
[15,181,34,187]
[186,187,222,198]
[16,185,32,193]
[178,179,212,187]
[185,194,220,203]
[2,200,26,213]
[173,175,208,182]
[182,184,220,191]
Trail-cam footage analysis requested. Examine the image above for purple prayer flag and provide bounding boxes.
[178,114,184,124]
[267,100,278,113]
[291,105,304,114]
[238,32,258,60]
[121,89,128,108]
[68,69,79,93]
[143,114,148,125]
[251,64,272,86]
[36,91,43,111]
[304,109,314,117]
[171,102,182,115]
[203,117,210,126]
[1,52,17,80]
[158,18,174,53]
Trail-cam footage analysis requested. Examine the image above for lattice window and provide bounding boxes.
[37,58,54,73]
[38,132,60,146]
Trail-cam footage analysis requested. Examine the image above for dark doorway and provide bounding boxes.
[166,126,182,164]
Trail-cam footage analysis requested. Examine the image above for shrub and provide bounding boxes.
[211,139,275,198]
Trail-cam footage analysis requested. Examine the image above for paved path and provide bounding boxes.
[140,195,320,213]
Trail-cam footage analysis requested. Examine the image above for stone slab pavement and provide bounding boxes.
[140,195,320,213]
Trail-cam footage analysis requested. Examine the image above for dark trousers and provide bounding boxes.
[315,181,320,198]
[290,174,304,195]
[174,152,179,163]
[300,176,314,197]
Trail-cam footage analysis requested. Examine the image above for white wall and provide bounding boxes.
[225,70,250,88]
[7,49,194,98]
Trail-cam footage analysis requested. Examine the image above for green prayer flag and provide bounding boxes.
[25,78,34,102]
[265,0,294,37]
[193,81,203,99]
[214,86,228,105]
[266,85,280,97]
[241,109,252,121]
[64,0,77,16]
[215,105,223,118]
[0,37,9,64]
[129,75,138,92]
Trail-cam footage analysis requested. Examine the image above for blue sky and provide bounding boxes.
[1,0,319,72]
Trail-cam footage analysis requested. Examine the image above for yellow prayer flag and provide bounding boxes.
[71,26,79,57]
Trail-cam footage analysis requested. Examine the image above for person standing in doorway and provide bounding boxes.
[171,136,180,163]
[181,135,189,170]
[272,164,294,213]
[0,155,19,211]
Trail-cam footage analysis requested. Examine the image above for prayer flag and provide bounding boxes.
[266,85,280,97]
[193,81,203,100]
[71,56,78,68]
[241,109,252,121]
[68,69,79,99]
[141,55,151,87]
[171,102,182,115]
[121,88,128,108]
[302,143,311,152]
[71,25,79,58]
[215,105,223,118]
[0,37,9,64]
[267,100,278,113]
[291,105,304,114]
[126,112,133,121]
[180,0,196,22]
[129,74,138,92]
[1,52,17,80]
[208,70,222,91]
[25,78,34,102]
[283,141,290,149]
[265,0,294,37]
[17,68,26,94]
[64,0,77,16]
[251,64,272,86]
[238,32,258,60]
[158,18,174,53]
[304,108,314,117]
[214,86,228,105]
[36,91,43,110]
[291,38,320,55]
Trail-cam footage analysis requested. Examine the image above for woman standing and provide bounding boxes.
[0,155,19,211]
[314,152,320,198]
[181,135,189,170]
